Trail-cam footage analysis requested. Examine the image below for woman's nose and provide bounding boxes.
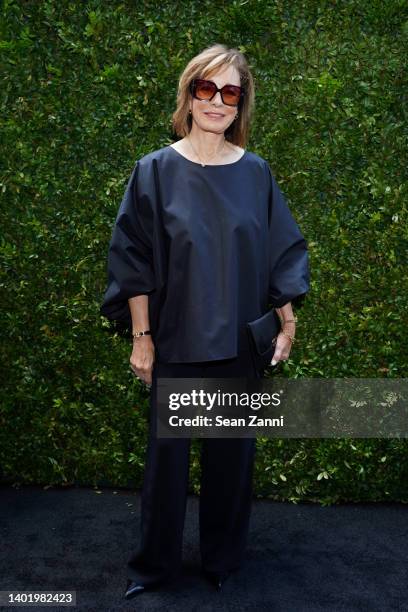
[212,90,223,104]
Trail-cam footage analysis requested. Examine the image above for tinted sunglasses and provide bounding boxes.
[189,78,245,107]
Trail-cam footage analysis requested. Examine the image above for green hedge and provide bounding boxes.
[1,0,407,503]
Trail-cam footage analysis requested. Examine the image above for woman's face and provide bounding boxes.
[189,65,241,135]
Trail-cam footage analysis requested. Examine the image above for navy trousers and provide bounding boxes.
[127,327,262,585]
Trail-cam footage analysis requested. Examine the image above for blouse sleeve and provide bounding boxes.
[266,163,310,309]
[99,161,156,330]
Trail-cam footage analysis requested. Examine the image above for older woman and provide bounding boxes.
[100,43,310,599]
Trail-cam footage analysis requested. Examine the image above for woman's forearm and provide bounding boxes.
[128,295,150,334]
[275,302,294,322]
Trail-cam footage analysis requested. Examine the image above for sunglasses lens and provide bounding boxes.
[195,80,216,100]
[222,86,241,105]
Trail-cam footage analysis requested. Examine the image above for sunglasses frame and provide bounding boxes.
[189,78,245,107]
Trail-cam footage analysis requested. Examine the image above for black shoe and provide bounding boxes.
[202,569,231,590]
[124,579,145,600]
[124,574,172,600]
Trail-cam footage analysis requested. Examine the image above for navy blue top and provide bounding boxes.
[100,144,310,362]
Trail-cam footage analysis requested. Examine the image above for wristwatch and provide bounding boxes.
[132,330,151,339]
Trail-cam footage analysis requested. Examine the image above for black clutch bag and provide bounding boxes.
[246,308,282,373]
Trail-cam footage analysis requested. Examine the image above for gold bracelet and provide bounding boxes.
[282,321,297,328]
[276,312,298,323]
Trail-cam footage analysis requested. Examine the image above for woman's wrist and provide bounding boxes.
[278,314,297,343]
[277,314,298,323]
[132,329,151,341]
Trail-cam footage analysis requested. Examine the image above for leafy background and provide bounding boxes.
[1,0,407,504]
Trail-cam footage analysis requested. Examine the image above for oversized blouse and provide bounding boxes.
[99,144,310,363]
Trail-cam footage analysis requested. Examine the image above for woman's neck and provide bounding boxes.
[186,133,226,163]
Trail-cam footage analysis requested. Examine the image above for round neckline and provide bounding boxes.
[167,144,247,167]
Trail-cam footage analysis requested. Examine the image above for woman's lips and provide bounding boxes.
[204,112,224,119]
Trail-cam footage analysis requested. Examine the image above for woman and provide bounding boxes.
[100,43,310,599]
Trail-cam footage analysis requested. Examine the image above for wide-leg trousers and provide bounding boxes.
[127,326,262,585]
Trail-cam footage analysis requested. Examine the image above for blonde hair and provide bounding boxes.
[171,44,255,148]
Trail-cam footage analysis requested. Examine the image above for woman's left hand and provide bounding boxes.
[271,325,295,366]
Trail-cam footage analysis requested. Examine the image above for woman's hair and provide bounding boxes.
[171,44,255,148]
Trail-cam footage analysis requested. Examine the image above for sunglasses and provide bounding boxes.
[189,78,245,107]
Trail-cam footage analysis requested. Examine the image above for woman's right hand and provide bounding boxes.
[130,336,155,386]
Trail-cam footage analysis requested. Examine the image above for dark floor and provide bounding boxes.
[0,484,407,611]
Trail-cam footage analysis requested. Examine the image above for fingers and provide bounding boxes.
[130,367,152,388]
[129,359,153,387]
[130,365,152,385]
[271,334,293,366]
